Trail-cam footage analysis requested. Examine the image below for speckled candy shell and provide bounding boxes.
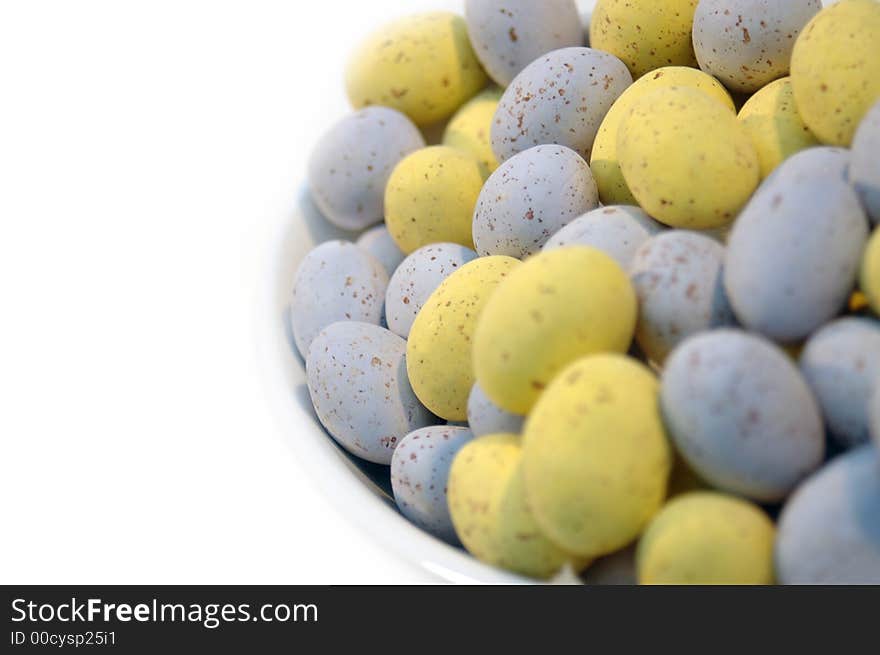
[661,329,825,503]
[630,231,737,365]
[472,145,599,258]
[543,205,663,269]
[616,86,759,230]
[491,47,632,163]
[356,225,406,277]
[391,425,474,544]
[800,317,880,449]
[776,445,880,584]
[851,99,880,225]
[790,0,880,146]
[693,0,821,94]
[345,12,488,126]
[464,0,584,87]
[473,248,637,415]
[725,157,868,342]
[589,0,700,79]
[590,66,736,207]
[306,321,433,465]
[384,243,478,339]
[407,256,521,421]
[737,77,820,179]
[307,107,425,230]
[290,240,389,358]
[447,433,571,578]
[466,382,524,437]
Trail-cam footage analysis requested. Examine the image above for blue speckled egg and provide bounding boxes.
[290,240,388,358]
[306,321,433,465]
[661,329,825,502]
[308,107,425,230]
[464,0,584,87]
[800,317,880,449]
[473,145,598,258]
[491,47,631,163]
[776,445,880,584]
[391,425,474,543]
[725,153,868,342]
[630,230,737,365]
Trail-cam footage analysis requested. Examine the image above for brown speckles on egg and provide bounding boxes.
[447,433,570,577]
[385,145,485,255]
[407,256,521,421]
[725,148,868,342]
[307,107,425,230]
[737,77,820,179]
[345,13,487,125]
[291,241,390,358]
[391,425,473,543]
[465,0,584,87]
[661,329,825,502]
[306,322,433,465]
[790,0,880,146]
[693,0,821,94]
[491,47,631,163]
[474,145,599,258]
[385,243,478,339]
[590,0,699,79]
[617,86,758,230]
[630,231,736,366]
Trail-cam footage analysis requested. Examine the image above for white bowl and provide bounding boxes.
[260,0,834,583]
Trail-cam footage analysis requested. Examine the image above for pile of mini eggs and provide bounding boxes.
[292,0,880,584]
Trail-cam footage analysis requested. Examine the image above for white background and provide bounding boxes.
[0,0,490,584]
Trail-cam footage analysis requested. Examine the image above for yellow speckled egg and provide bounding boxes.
[862,229,880,314]
[637,492,776,585]
[442,87,502,175]
[617,86,760,229]
[591,66,735,205]
[345,12,488,126]
[473,247,637,415]
[738,77,820,179]
[590,0,699,79]
[407,256,520,421]
[447,433,571,579]
[790,0,880,146]
[522,354,673,558]
[385,146,485,254]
